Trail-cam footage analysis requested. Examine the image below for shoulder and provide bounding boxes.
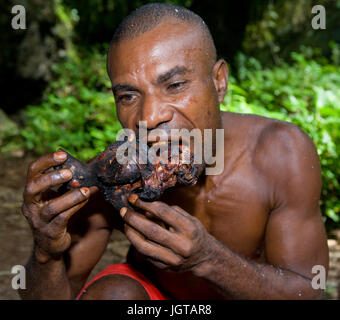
[223,112,319,170]
[254,118,319,172]
[257,118,315,152]
[252,117,322,209]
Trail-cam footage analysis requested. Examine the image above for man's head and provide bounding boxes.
[107,3,228,137]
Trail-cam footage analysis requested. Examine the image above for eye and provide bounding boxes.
[116,94,137,105]
[167,81,187,92]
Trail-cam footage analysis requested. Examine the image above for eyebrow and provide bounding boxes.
[111,66,191,94]
[111,84,139,94]
[156,66,191,84]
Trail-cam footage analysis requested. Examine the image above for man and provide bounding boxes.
[19,3,329,300]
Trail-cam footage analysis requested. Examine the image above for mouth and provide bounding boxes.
[147,135,192,151]
[146,137,193,164]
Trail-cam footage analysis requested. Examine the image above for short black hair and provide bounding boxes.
[109,3,216,62]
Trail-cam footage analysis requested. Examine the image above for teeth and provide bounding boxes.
[150,141,168,147]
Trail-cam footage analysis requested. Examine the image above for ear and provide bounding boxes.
[212,59,229,103]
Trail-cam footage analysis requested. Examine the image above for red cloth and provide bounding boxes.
[76,263,169,300]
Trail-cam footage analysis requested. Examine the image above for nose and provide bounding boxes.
[135,95,174,130]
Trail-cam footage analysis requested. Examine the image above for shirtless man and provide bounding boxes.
[19,3,329,300]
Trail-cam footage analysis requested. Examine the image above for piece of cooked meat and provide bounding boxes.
[55,138,204,210]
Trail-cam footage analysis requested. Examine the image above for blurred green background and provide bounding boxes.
[0,0,339,231]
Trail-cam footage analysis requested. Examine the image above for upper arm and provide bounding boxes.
[255,121,329,280]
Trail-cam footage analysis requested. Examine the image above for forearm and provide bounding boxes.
[18,248,74,300]
[193,235,321,300]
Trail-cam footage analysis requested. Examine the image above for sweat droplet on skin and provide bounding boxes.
[276,268,284,276]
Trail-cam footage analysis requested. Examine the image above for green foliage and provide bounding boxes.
[21,47,122,160]
[222,47,340,227]
[19,46,340,228]
[0,110,22,155]
[62,0,193,45]
[54,0,80,61]
[243,0,340,64]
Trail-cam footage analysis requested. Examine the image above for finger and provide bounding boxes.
[40,187,90,222]
[145,258,193,272]
[144,211,153,219]
[24,168,73,203]
[88,186,99,195]
[27,151,68,181]
[48,199,89,230]
[145,259,170,270]
[122,207,192,257]
[128,195,189,231]
[166,206,189,232]
[120,207,175,248]
[143,211,167,229]
[171,205,190,217]
[124,224,183,267]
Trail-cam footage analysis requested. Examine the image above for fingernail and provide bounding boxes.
[120,207,127,218]
[80,187,89,196]
[60,169,72,179]
[54,151,67,161]
[128,194,139,204]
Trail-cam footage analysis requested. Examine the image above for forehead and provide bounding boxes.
[108,20,209,81]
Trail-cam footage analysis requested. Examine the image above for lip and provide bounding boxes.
[135,128,197,154]
[146,137,191,151]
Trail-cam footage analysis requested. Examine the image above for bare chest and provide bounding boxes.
[164,160,270,258]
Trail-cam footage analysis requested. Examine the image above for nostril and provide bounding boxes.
[135,119,148,130]
[138,103,174,130]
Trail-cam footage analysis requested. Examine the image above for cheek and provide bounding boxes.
[116,107,126,125]
[116,107,137,129]
[186,80,219,124]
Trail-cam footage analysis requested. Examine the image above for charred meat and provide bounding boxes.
[55,139,204,210]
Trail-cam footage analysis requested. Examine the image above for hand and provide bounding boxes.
[120,194,214,272]
[21,151,97,263]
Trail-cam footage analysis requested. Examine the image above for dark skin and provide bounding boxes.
[19,19,329,300]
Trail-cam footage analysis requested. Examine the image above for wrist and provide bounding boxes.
[33,245,62,264]
[192,234,221,278]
